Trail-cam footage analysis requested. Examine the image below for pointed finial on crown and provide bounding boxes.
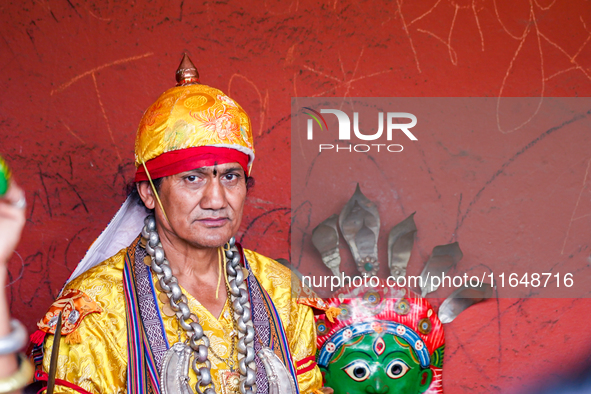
[175,53,200,86]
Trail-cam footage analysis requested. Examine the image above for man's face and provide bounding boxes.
[147,162,247,249]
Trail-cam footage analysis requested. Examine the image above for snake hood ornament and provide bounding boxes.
[308,184,493,394]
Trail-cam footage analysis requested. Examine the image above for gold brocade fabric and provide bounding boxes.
[42,248,322,394]
[135,83,254,169]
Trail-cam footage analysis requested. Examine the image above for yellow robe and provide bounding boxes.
[41,247,322,393]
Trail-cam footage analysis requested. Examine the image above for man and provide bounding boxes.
[32,55,324,394]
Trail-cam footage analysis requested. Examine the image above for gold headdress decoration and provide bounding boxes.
[176,53,200,85]
[134,54,255,182]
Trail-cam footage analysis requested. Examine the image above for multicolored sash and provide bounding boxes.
[123,237,299,393]
[123,238,166,394]
[237,244,300,394]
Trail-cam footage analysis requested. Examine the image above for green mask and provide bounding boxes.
[321,332,433,394]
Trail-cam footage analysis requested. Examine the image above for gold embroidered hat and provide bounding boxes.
[134,54,254,181]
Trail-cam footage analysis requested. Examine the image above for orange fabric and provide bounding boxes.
[37,289,103,336]
[294,287,329,315]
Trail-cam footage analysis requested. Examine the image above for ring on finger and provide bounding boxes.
[12,195,26,210]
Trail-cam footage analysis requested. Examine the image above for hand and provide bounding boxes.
[320,387,334,394]
[0,180,26,265]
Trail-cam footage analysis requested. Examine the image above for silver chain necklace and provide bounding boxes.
[142,215,257,394]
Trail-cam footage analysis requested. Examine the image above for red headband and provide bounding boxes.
[134,146,250,182]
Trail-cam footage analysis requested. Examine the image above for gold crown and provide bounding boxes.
[134,54,254,169]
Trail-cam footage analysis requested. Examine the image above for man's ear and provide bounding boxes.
[137,181,156,209]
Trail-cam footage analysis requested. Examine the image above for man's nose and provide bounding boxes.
[200,179,227,209]
[365,377,390,394]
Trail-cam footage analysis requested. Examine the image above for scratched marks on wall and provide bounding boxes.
[228,73,269,137]
[4,150,121,305]
[2,50,153,316]
[301,47,393,100]
[561,157,591,256]
[390,0,591,133]
[50,52,154,161]
[392,0,591,88]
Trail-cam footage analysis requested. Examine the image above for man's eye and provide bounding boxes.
[186,175,197,182]
[386,359,410,379]
[224,173,238,181]
[342,361,371,382]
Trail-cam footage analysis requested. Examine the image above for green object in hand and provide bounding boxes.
[0,156,11,196]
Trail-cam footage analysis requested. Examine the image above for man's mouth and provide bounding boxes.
[198,217,229,226]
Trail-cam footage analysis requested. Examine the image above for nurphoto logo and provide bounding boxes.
[303,107,418,153]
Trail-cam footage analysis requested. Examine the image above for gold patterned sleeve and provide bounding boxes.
[288,300,323,394]
[42,310,128,394]
[38,250,129,394]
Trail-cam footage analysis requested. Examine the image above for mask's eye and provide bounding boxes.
[386,359,410,379]
[342,360,371,382]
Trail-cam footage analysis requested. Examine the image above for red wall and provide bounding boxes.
[1,1,590,392]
